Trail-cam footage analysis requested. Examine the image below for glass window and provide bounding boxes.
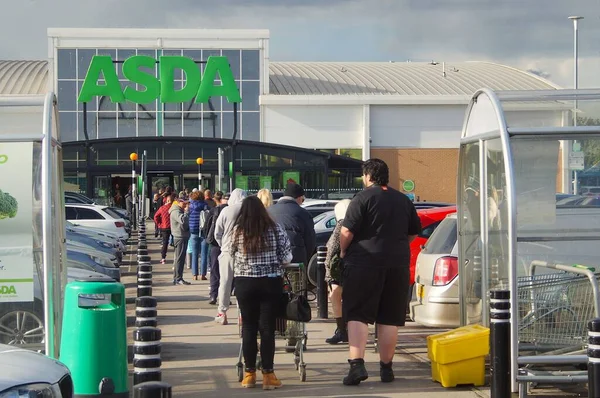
[96,49,116,59]
[58,81,77,111]
[203,113,219,138]
[242,112,260,141]
[103,207,122,219]
[163,118,183,137]
[116,49,136,79]
[163,145,182,164]
[97,96,117,112]
[242,50,260,80]
[77,49,96,79]
[138,117,156,137]
[202,50,221,74]
[58,49,77,79]
[78,80,96,110]
[76,208,105,220]
[65,207,77,220]
[241,81,260,111]
[183,119,202,137]
[419,221,440,239]
[161,49,184,80]
[326,218,337,228]
[222,112,234,139]
[117,118,136,138]
[204,97,221,112]
[79,111,98,140]
[60,112,77,142]
[424,217,457,254]
[98,118,116,140]
[222,50,241,80]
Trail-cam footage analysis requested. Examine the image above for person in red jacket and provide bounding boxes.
[154,193,176,264]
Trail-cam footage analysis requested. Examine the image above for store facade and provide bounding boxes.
[48,28,362,203]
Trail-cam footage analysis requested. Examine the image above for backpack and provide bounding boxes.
[199,208,210,233]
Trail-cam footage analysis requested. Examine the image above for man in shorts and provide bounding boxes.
[339,158,421,386]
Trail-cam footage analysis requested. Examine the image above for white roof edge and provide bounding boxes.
[47,28,270,40]
[260,94,472,106]
[469,61,563,90]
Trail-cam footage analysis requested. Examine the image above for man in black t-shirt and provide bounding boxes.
[339,158,421,386]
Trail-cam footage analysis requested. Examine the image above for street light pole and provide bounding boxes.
[196,157,204,191]
[569,15,583,195]
[130,152,138,230]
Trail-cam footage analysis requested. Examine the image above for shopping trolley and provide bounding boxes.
[235,263,309,382]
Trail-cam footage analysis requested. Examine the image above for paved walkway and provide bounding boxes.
[122,226,492,397]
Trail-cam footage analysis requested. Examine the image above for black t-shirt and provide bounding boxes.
[342,185,421,267]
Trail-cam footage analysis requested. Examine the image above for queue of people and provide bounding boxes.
[150,158,421,388]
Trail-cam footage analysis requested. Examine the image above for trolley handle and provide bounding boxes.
[529,260,600,318]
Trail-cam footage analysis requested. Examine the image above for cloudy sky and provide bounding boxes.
[1,0,599,88]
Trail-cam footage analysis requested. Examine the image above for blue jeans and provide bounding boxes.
[200,238,210,276]
[189,233,201,276]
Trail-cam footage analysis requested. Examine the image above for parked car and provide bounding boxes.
[65,204,129,240]
[66,230,122,263]
[410,213,459,328]
[64,191,94,204]
[66,221,127,247]
[66,246,121,281]
[0,344,73,397]
[0,267,115,350]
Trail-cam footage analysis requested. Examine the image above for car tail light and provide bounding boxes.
[115,221,125,228]
[433,256,458,286]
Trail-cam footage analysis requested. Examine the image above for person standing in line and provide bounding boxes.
[204,189,217,208]
[205,191,228,305]
[154,193,175,264]
[214,188,247,325]
[324,199,352,345]
[257,188,273,208]
[188,190,209,280]
[339,158,421,386]
[170,198,191,285]
[125,186,133,222]
[231,196,292,390]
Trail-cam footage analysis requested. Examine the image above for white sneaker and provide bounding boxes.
[215,313,228,325]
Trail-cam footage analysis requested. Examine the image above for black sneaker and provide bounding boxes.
[208,298,217,305]
[380,361,394,383]
[326,329,348,345]
[343,359,368,386]
[177,279,191,285]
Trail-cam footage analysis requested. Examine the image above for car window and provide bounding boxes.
[76,208,105,220]
[424,217,457,254]
[313,213,328,224]
[325,218,337,228]
[103,208,122,219]
[419,221,440,239]
[65,207,78,220]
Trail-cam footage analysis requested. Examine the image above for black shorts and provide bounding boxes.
[342,265,409,326]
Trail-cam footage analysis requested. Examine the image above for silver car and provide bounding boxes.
[410,213,460,328]
[0,344,72,397]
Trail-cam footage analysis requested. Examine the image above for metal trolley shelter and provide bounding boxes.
[458,88,600,394]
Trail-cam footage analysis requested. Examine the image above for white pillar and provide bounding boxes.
[362,104,370,161]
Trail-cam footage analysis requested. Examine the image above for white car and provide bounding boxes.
[302,199,339,208]
[313,210,337,233]
[65,204,129,240]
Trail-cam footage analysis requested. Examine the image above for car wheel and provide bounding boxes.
[0,301,45,349]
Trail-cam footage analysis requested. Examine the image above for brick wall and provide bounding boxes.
[370,148,459,203]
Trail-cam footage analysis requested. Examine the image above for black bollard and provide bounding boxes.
[138,255,152,263]
[316,246,328,319]
[136,296,158,328]
[490,290,510,398]
[138,242,148,250]
[132,381,172,398]
[589,319,600,398]
[133,327,162,385]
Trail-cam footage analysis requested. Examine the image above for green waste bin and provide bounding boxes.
[59,280,128,397]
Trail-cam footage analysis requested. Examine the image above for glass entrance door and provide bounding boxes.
[148,173,174,199]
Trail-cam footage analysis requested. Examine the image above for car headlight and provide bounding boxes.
[0,382,60,397]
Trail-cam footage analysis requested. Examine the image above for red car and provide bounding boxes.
[410,206,457,286]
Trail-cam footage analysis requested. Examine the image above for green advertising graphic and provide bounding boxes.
[282,171,300,186]
[0,142,34,302]
[260,176,272,189]
[235,175,249,191]
[402,180,415,192]
[78,55,242,104]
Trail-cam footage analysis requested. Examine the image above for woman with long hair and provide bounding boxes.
[229,196,292,390]
[257,188,273,208]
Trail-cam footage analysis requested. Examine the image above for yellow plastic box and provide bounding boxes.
[426,324,490,388]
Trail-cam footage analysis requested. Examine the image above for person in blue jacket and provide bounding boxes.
[188,189,210,280]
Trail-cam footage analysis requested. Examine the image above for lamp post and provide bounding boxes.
[570,15,583,195]
[130,152,138,230]
[196,157,204,191]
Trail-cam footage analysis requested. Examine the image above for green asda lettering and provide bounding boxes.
[77,55,242,104]
[0,285,16,295]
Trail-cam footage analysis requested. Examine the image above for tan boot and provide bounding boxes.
[262,371,282,390]
[241,371,256,388]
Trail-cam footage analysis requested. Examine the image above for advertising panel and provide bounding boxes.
[0,142,34,302]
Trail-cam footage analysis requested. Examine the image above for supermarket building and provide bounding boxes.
[0,28,562,203]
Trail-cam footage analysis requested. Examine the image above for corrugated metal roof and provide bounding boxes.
[268,61,559,95]
[0,61,48,95]
[0,60,559,97]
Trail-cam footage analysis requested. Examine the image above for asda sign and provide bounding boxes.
[77,55,242,104]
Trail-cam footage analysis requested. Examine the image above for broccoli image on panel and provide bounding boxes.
[0,189,18,219]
